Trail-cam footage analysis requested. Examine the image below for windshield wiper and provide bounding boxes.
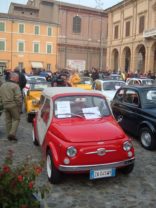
[56,113,84,118]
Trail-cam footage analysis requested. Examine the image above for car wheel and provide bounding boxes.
[139,127,156,150]
[121,164,134,174]
[27,114,33,123]
[46,150,61,184]
[32,126,39,146]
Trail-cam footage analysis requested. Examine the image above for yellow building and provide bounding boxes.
[106,0,156,75]
[0,4,59,74]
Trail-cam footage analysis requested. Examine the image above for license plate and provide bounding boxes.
[90,168,116,180]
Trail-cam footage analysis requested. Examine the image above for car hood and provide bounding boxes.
[51,117,125,143]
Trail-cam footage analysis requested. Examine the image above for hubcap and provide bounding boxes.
[47,154,52,178]
[141,131,151,147]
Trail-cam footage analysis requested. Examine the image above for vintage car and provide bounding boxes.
[23,75,47,97]
[111,85,156,150]
[74,77,93,90]
[94,80,125,103]
[32,87,135,184]
[126,78,155,86]
[25,82,50,122]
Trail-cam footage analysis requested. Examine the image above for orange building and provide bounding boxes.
[0,5,59,74]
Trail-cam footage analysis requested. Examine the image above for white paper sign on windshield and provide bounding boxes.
[56,101,71,118]
[82,107,101,119]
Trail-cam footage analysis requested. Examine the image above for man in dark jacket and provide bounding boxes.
[14,67,27,91]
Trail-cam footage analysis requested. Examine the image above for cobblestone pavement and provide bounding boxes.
[0,113,156,208]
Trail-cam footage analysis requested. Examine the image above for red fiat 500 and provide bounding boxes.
[32,87,135,184]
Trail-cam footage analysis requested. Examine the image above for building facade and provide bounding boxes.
[57,2,108,71]
[0,2,59,74]
[106,0,156,74]
[0,0,108,74]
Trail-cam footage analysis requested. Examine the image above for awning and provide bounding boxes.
[31,62,43,68]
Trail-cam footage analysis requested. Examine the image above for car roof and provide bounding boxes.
[120,85,156,91]
[42,87,103,97]
[128,78,153,80]
[95,79,125,83]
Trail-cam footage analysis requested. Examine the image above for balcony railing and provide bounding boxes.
[143,28,156,38]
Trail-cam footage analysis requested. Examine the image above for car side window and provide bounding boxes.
[41,99,50,124]
[115,89,124,101]
[124,90,139,106]
[128,80,133,85]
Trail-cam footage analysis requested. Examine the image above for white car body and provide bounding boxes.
[94,79,126,103]
[126,78,155,86]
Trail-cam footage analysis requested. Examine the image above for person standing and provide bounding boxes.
[69,70,81,86]
[0,72,22,141]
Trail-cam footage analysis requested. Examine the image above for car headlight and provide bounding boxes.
[32,99,39,106]
[66,146,77,158]
[123,141,133,151]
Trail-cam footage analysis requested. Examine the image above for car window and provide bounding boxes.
[128,80,133,85]
[114,89,124,101]
[54,95,110,119]
[143,89,156,106]
[41,99,50,124]
[124,90,139,106]
[30,83,50,90]
[142,80,154,85]
[103,82,125,90]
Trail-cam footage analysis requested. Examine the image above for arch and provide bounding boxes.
[134,44,146,73]
[111,48,119,72]
[122,47,131,73]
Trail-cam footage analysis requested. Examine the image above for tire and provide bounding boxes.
[139,127,156,150]
[121,164,134,174]
[46,150,61,184]
[32,126,39,146]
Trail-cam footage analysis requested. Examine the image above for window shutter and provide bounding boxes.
[0,41,5,51]
[126,21,130,37]
[139,16,145,33]
[0,22,5,32]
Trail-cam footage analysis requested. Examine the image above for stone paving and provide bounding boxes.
[0,113,156,208]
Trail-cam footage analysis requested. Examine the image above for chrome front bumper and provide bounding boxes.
[59,157,135,172]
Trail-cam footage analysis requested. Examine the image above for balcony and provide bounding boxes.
[143,28,156,39]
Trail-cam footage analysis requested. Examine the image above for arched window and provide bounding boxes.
[73,16,81,33]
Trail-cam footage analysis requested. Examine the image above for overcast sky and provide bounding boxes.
[1,0,123,13]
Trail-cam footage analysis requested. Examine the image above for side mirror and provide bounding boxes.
[117,115,123,123]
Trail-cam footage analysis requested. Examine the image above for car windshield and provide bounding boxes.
[54,95,110,119]
[30,82,50,90]
[142,89,156,106]
[27,77,46,83]
[103,82,125,90]
[141,79,155,85]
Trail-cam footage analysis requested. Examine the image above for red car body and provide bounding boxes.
[33,87,135,184]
